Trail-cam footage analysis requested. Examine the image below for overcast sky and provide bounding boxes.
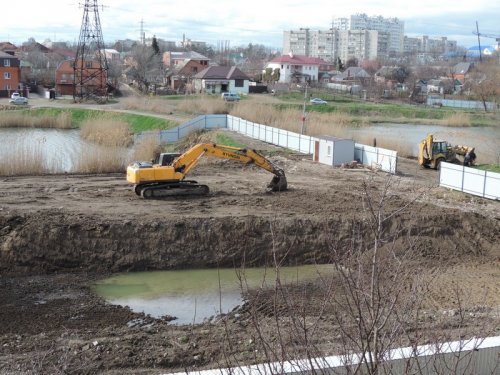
[2,0,499,50]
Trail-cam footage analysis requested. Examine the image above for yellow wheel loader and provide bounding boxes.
[126,143,287,199]
[418,134,476,170]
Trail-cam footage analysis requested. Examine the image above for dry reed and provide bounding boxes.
[176,96,228,115]
[230,102,355,137]
[440,112,471,127]
[73,145,129,173]
[0,139,50,176]
[131,134,163,162]
[80,117,133,147]
[121,97,176,114]
[0,112,72,129]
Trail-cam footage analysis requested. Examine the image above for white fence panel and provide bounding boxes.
[355,144,397,174]
[167,336,500,375]
[439,162,500,200]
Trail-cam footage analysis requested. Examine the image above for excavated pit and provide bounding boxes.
[0,156,499,374]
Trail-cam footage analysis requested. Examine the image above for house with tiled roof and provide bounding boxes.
[192,66,250,95]
[264,54,331,84]
[163,51,210,90]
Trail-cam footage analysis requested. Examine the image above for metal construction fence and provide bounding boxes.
[226,115,316,154]
[354,143,398,174]
[427,97,498,110]
[135,114,397,174]
[167,336,500,375]
[440,162,500,200]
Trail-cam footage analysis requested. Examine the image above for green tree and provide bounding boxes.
[151,35,160,55]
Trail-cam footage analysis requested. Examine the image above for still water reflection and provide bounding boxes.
[94,265,334,325]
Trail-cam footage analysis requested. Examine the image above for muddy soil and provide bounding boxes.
[0,134,499,374]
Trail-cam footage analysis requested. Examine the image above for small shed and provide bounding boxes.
[313,136,355,166]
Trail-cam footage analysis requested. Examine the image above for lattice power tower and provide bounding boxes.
[73,0,109,102]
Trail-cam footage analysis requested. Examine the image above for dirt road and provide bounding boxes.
[0,137,499,373]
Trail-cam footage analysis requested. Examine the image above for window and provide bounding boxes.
[327,145,332,157]
[3,59,10,67]
[85,61,92,68]
[4,72,11,79]
[61,73,68,82]
[5,84,11,90]
[191,66,198,73]
[235,79,244,87]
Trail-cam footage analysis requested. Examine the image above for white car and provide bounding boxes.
[221,92,240,102]
[310,98,327,105]
[9,95,29,105]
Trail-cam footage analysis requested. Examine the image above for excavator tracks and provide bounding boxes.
[135,181,209,199]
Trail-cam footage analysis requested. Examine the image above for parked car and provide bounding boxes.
[9,96,29,105]
[310,98,327,105]
[222,92,240,102]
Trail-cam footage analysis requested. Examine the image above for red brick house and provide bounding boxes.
[0,51,21,97]
[163,51,210,90]
[55,60,107,96]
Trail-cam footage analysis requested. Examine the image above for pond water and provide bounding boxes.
[0,124,497,169]
[94,265,334,325]
[0,128,131,172]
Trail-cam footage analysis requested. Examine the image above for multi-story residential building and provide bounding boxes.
[404,36,458,56]
[284,14,404,62]
[0,51,21,97]
[332,14,404,56]
[337,30,379,62]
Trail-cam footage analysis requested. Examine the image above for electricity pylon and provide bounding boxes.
[73,0,109,102]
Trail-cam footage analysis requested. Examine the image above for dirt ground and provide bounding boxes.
[0,131,499,374]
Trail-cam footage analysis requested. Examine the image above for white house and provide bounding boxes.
[264,54,329,84]
[193,66,250,95]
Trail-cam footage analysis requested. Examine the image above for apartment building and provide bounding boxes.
[404,36,458,56]
[284,14,404,62]
[334,13,404,55]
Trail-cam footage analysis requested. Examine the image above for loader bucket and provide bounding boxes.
[268,175,287,191]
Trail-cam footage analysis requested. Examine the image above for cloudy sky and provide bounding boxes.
[1,0,499,49]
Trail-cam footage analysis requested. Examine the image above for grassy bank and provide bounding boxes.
[0,108,177,132]
[273,91,499,127]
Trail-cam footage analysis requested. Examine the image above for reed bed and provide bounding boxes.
[440,112,471,127]
[130,134,163,162]
[0,139,51,176]
[176,96,228,115]
[121,97,176,114]
[73,146,129,173]
[80,117,133,147]
[0,112,72,129]
[230,102,357,137]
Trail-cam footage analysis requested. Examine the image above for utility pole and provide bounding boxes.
[301,83,308,134]
[74,0,109,102]
[476,21,482,62]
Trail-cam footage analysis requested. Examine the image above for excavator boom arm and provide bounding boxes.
[172,143,287,191]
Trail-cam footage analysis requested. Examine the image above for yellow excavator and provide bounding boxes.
[418,134,476,169]
[127,143,288,199]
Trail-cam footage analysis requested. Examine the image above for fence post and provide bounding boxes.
[461,165,465,192]
[482,171,487,198]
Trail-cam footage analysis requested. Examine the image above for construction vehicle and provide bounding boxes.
[127,143,288,199]
[418,134,476,169]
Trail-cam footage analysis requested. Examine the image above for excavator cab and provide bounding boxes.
[157,153,181,166]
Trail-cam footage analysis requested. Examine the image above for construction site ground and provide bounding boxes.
[0,131,499,374]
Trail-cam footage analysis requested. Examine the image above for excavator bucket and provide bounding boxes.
[268,175,287,191]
